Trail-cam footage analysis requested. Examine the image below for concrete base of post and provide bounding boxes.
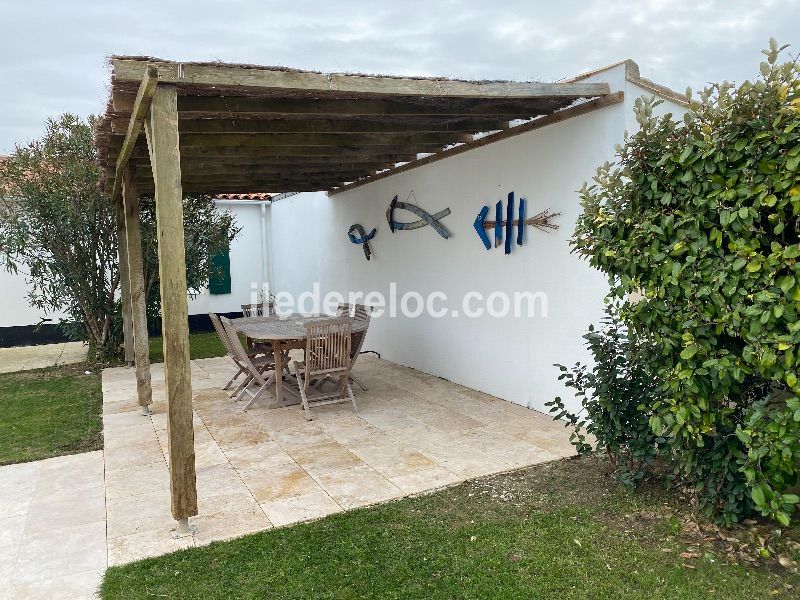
[170,517,197,539]
[141,405,151,416]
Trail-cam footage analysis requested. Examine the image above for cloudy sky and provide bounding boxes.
[2,0,798,153]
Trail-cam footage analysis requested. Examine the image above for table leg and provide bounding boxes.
[273,340,284,406]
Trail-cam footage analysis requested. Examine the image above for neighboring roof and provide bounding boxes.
[94,56,612,196]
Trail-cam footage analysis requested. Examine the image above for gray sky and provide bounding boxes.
[2,0,798,153]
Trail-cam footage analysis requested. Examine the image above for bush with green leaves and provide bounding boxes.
[570,40,800,525]
[546,303,663,488]
[0,114,239,360]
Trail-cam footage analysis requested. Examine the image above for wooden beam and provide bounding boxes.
[111,65,158,201]
[178,183,349,193]
[114,199,135,365]
[127,144,440,159]
[174,96,568,117]
[330,92,625,196]
[176,155,415,166]
[137,179,360,195]
[144,83,198,525]
[136,161,393,177]
[111,116,509,134]
[108,131,471,150]
[122,165,153,409]
[112,58,611,98]
[176,132,472,147]
[136,172,373,185]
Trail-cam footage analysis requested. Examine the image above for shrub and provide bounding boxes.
[547,303,662,487]
[568,40,800,525]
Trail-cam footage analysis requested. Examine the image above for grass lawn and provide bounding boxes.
[0,362,102,466]
[149,331,226,362]
[0,332,225,466]
[101,456,800,599]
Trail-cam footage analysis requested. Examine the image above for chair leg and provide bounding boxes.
[223,367,243,390]
[297,374,314,421]
[350,375,368,391]
[344,377,358,413]
[230,372,253,400]
[242,371,276,412]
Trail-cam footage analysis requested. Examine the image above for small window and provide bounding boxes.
[209,247,231,295]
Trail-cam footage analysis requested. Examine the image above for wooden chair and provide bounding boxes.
[220,316,278,411]
[336,303,372,391]
[290,318,357,421]
[240,302,276,355]
[241,302,273,317]
[210,313,250,393]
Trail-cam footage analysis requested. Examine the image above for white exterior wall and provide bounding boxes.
[267,64,639,414]
[0,268,63,328]
[187,200,271,315]
[0,200,268,330]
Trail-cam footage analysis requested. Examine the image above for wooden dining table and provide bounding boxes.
[231,313,368,408]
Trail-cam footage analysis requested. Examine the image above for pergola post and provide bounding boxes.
[122,165,153,413]
[114,201,135,366]
[144,83,198,533]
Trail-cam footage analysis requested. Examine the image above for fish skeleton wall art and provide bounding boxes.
[386,191,451,239]
[473,192,560,254]
[348,224,377,261]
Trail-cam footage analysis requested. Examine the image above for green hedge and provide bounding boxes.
[571,40,800,525]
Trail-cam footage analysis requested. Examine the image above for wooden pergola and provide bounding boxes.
[94,56,620,535]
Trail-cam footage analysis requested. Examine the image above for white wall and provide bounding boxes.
[267,64,639,414]
[187,200,271,316]
[0,268,63,328]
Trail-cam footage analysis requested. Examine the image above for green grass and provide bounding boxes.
[148,331,226,362]
[101,457,800,599]
[0,362,102,465]
[0,332,225,466]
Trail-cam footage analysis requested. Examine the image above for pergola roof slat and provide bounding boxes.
[110,116,509,135]
[95,56,616,195]
[111,57,609,99]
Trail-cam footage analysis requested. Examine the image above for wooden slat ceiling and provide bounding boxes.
[94,57,612,195]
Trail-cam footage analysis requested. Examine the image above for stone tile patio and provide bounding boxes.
[0,341,88,374]
[0,452,106,600]
[102,355,575,566]
[0,355,574,599]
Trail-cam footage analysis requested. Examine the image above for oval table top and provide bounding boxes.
[231,313,368,341]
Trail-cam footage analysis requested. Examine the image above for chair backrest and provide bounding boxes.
[241,302,273,318]
[210,313,235,358]
[336,304,371,363]
[220,316,268,383]
[336,303,371,322]
[304,318,352,377]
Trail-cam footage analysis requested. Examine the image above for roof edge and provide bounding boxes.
[565,59,690,107]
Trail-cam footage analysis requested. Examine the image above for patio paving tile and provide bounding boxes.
[13,521,106,583]
[357,406,427,430]
[389,467,463,495]
[313,465,403,510]
[192,504,273,545]
[24,488,106,535]
[346,438,438,478]
[104,460,170,501]
[0,452,106,598]
[6,568,104,600]
[237,462,324,503]
[106,489,173,539]
[259,491,343,527]
[288,440,366,475]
